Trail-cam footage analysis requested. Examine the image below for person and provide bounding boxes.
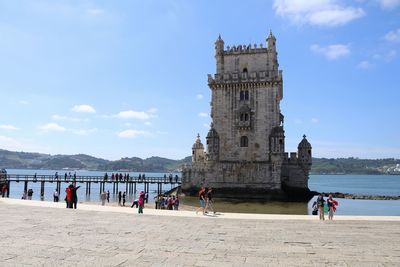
[106,190,110,203]
[122,192,126,206]
[167,195,173,210]
[65,186,72,208]
[311,200,318,215]
[138,191,145,214]
[327,194,339,220]
[173,196,180,210]
[53,189,59,202]
[118,191,122,206]
[21,190,27,200]
[70,184,81,209]
[155,194,160,209]
[27,188,33,200]
[104,173,108,181]
[1,184,7,197]
[205,187,215,214]
[55,171,59,180]
[175,175,178,183]
[316,194,325,220]
[131,198,139,208]
[195,187,206,215]
[101,191,107,206]
[64,172,67,180]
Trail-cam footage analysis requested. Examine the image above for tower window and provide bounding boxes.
[240,136,248,147]
[240,90,249,101]
[243,68,248,73]
[240,113,249,121]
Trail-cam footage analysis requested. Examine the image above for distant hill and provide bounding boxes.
[0,149,399,174]
[0,149,191,172]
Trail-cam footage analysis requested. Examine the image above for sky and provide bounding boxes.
[0,0,399,160]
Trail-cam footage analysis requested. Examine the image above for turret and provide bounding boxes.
[267,30,276,51]
[298,135,312,167]
[192,133,205,163]
[206,123,219,161]
[269,126,285,154]
[215,34,224,74]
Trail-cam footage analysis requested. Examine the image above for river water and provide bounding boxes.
[3,169,400,216]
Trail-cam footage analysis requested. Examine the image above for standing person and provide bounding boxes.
[173,196,180,210]
[195,187,206,215]
[205,187,215,214]
[100,191,107,206]
[316,194,325,221]
[118,191,122,206]
[65,185,72,208]
[1,184,7,197]
[167,196,173,210]
[53,189,59,202]
[70,184,81,209]
[106,190,110,203]
[122,192,126,206]
[27,188,33,200]
[327,194,338,220]
[137,191,145,214]
[55,171,59,180]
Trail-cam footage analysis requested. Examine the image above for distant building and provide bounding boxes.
[181,32,313,200]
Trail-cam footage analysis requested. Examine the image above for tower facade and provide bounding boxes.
[182,32,313,200]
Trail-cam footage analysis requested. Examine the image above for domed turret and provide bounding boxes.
[298,135,312,166]
[192,134,205,163]
[215,34,224,56]
[267,30,276,51]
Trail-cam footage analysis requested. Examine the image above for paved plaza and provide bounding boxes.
[0,198,399,266]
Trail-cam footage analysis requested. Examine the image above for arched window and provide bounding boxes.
[240,136,248,147]
[243,68,248,73]
[240,113,249,121]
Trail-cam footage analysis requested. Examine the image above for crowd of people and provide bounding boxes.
[154,195,180,210]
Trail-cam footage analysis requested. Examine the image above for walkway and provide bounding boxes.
[0,198,399,266]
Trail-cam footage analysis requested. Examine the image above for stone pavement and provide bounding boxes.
[0,198,399,266]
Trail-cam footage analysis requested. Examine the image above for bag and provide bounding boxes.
[312,209,318,215]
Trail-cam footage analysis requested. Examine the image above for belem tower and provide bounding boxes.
[181,31,313,201]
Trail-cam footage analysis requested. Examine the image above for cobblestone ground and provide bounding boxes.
[0,201,399,266]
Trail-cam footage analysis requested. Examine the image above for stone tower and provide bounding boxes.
[182,31,313,201]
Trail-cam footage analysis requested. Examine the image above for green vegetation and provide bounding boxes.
[0,149,399,174]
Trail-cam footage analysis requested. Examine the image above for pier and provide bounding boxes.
[2,174,181,201]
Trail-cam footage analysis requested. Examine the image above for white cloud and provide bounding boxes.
[71,104,96,113]
[0,124,19,130]
[273,0,365,27]
[144,122,152,126]
[117,129,150,138]
[0,135,23,150]
[19,100,29,105]
[377,0,400,9]
[115,110,155,120]
[124,122,132,127]
[311,118,319,123]
[198,112,209,117]
[38,123,66,132]
[87,8,104,16]
[357,60,372,69]
[52,114,84,122]
[203,123,209,128]
[374,50,398,62]
[196,94,204,100]
[70,128,97,136]
[147,107,158,113]
[310,44,350,60]
[385,28,400,42]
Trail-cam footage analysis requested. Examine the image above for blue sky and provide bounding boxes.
[0,0,399,160]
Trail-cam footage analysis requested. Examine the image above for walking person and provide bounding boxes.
[101,191,107,206]
[205,187,215,214]
[106,190,110,203]
[327,194,339,220]
[138,191,145,214]
[118,191,122,206]
[195,187,206,215]
[316,194,325,221]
